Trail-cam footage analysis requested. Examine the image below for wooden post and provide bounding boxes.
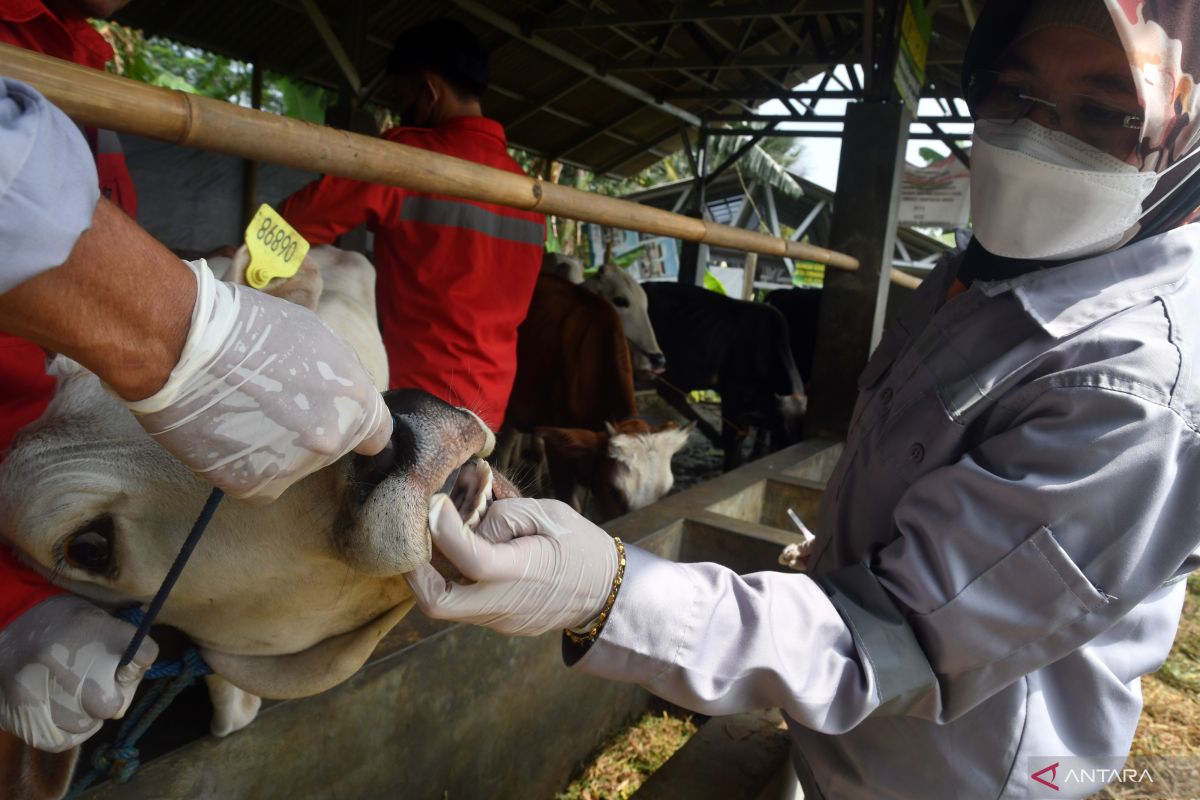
[805,101,911,439]
[741,251,759,301]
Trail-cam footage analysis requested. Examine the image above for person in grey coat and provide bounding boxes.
[407,2,1200,798]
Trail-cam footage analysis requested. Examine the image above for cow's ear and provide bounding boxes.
[224,245,252,285]
[651,422,693,455]
[537,427,605,460]
[226,246,323,310]
[263,256,323,310]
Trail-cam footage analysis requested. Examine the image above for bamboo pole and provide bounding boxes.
[0,43,862,272]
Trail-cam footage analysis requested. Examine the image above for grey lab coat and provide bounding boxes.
[576,226,1200,799]
[0,78,98,291]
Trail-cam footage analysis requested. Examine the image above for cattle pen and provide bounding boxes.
[0,1,984,797]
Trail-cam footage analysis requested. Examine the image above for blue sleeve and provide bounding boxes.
[0,77,99,294]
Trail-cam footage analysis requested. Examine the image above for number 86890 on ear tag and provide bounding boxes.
[244,204,310,289]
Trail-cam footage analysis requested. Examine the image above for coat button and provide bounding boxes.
[909,443,925,463]
[880,387,893,403]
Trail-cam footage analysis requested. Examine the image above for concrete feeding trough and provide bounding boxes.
[80,439,842,800]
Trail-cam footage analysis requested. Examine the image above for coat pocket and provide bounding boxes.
[909,526,1110,676]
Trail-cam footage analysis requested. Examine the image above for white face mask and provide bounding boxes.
[969,119,1159,261]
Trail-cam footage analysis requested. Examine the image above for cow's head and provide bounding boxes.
[582,265,666,378]
[537,420,691,520]
[0,248,515,707]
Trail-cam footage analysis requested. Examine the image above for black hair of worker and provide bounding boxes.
[387,19,490,99]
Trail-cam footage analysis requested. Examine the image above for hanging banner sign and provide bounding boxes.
[899,152,971,228]
[895,0,933,112]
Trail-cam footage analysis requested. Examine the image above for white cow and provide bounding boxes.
[541,252,666,375]
[0,246,508,768]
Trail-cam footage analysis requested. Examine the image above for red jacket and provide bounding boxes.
[0,0,137,217]
[281,117,545,429]
[0,0,135,625]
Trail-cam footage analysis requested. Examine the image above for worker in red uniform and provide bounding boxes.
[0,0,138,456]
[281,19,545,430]
[0,0,140,677]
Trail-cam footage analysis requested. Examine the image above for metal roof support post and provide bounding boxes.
[805,0,910,438]
[805,100,910,438]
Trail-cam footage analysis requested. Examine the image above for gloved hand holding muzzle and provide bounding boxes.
[406,497,619,636]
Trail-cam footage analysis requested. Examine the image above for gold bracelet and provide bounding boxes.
[564,537,626,647]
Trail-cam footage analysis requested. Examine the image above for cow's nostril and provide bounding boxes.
[351,412,417,505]
[650,353,667,369]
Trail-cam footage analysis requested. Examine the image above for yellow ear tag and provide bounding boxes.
[243,204,310,289]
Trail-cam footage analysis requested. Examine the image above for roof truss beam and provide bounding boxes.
[528,0,862,31]
[298,0,361,95]
[604,54,852,71]
[660,88,861,100]
[487,84,672,160]
[452,0,702,127]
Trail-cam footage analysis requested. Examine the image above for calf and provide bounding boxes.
[501,274,687,519]
[643,281,807,471]
[538,420,690,521]
[541,252,666,376]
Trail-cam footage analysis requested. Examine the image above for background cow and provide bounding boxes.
[642,281,807,471]
[764,287,823,390]
[500,274,687,519]
[541,252,666,376]
[0,247,512,798]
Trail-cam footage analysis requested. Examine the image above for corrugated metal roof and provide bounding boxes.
[113,0,983,176]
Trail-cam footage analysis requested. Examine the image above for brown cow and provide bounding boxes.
[500,274,689,519]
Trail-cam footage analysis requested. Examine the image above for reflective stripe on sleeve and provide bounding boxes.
[400,196,545,246]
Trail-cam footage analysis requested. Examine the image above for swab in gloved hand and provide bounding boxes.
[124,259,392,503]
[405,496,619,636]
[0,595,157,753]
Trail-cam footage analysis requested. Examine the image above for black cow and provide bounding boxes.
[764,287,823,390]
[643,282,807,471]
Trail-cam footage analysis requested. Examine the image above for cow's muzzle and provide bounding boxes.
[341,389,496,575]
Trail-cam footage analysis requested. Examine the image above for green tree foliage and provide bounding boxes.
[92,20,335,123]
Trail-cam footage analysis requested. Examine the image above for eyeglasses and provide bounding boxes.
[967,69,1143,159]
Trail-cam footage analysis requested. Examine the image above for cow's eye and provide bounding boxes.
[613,296,631,308]
[63,517,114,574]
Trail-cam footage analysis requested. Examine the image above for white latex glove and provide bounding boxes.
[0,595,158,753]
[125,259,392,503]
[406,497,619,636]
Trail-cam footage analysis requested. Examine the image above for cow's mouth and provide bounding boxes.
[343,389,517,575]
[447,458,493,529]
